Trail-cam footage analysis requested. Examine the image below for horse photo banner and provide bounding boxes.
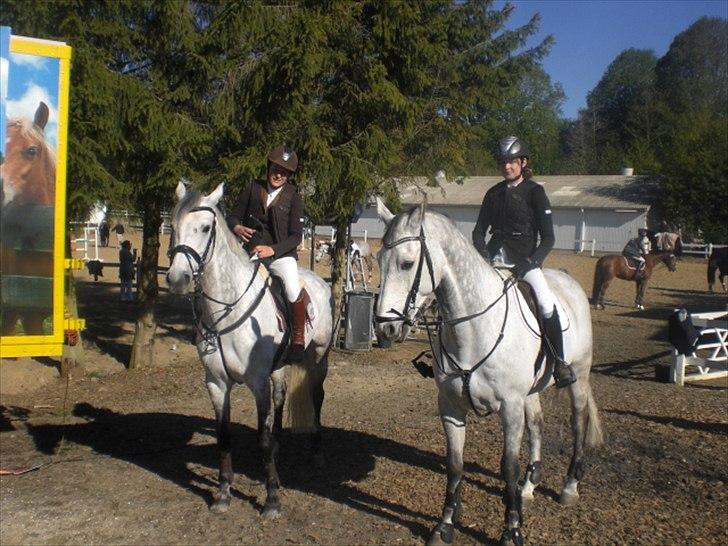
[0,27,71,358]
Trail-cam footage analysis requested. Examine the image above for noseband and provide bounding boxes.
[374,226,434,326]
[168,206,218,288]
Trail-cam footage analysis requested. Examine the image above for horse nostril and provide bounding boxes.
[183,273,191,285]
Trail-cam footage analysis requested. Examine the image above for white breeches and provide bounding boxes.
[522,267,557,316]
[268,256,301,302]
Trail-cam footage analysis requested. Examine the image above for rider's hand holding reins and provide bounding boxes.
[253,245,274,258]
[233,224,256,243]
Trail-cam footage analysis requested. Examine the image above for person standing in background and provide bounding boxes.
[119,240,135,302]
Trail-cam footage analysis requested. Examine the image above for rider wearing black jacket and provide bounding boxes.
[472,136,576,388]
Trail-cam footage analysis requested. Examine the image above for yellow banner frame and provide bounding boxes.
[0,36,72,358]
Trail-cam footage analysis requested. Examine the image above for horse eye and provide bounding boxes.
[401,260,415,271]
[202,225,211,233]
[23,146,39,158]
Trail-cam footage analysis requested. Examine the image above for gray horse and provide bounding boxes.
[166,182,333,518]
[374,199,603,546]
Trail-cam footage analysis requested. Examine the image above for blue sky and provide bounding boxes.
[502,0,728,119]
[3,50,60,151]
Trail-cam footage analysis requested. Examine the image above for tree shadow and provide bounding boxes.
[24,402,502,544]
[605,408,727,436]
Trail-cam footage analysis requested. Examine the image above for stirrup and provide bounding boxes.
[553,359,576,388]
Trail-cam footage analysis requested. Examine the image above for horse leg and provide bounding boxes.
[520,393,544,511]
[635,279,646,309]
[309,351,328,467]
[254,380,281,519]
[427,396,467,546]
[597,278,611,309]
[271,368,287,435]
[499,399,526,546]
[559,381,589,506]
[206,375,234,513]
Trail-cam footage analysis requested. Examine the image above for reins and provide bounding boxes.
[374,225,516,416]
[169,205,271,382]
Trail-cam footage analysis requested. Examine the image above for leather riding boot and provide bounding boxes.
[287,292,306,362]
[542,307,577,389]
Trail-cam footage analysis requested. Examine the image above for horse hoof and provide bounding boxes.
[426,523,454,546]
[499,528,524,546]
[559,490,579,507]
[210,497,230,513]
[261,504,281,520]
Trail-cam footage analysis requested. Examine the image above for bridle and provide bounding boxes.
[168,205,219,288]
[168,205,271,380]
[374,223,516,415]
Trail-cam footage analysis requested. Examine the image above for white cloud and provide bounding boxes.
[6,83,58,151]
[6,82,57,123]
[0,56,8,101]
[10,52,48,70]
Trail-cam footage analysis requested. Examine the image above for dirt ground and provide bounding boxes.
[1,234,727,546]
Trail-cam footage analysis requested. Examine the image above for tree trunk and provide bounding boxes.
[329,219,349,348]
[129,201,162,369]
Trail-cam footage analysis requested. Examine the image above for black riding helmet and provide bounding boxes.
[268,145,298,173]
[496,136,530,161]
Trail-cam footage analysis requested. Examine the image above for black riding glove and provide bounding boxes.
[512,257,536,279]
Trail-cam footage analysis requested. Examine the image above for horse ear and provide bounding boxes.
[34,102,49,130]
[207,183,224,206]
[376,197,394,226]
[175,181,187,201]
[407,196,427,231]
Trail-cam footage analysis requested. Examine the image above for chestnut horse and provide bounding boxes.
[591,251,677,310]
[1,102,55,207]
[1,102,55,336]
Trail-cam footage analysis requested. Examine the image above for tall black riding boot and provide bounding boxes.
[542,307,576,389]
[287,292,306,363]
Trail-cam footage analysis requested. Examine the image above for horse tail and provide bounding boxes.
[591,259,603,304]
[674,236,683,257]
[286,358,317,433]
[585,382,605,448]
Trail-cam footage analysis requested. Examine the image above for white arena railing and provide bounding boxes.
[670,309,728,386]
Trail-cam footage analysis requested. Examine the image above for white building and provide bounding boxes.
[344,175,656,253]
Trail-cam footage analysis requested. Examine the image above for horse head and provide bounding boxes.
[166,181,226,294]
[1,102,55,207]
[665,253,678,272]
[374,197,435,342]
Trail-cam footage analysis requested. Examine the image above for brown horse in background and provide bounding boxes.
[592,252,678,310]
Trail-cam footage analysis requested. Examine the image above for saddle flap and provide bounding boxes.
[516,280,554,386]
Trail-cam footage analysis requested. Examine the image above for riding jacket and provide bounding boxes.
[226,180,304,260]
[472,178,555,272]
[622,236,650,260]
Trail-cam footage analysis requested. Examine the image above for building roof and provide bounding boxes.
[399,175,656,210]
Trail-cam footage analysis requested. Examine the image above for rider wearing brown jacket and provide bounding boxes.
[226,145,306,361]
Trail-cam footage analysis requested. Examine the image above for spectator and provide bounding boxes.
[119,240,135,302]
[99,221,110,247]
[112,222,125,247]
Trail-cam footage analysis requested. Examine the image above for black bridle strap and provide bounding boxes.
[168,206,218,283]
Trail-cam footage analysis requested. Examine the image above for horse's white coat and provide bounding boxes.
[167,182,333,419]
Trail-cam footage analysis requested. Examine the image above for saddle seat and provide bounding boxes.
[257,265,315,354]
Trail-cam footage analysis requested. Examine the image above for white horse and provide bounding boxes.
[314,238,375,289]
[374,200,603,546]
[166,182,334,518]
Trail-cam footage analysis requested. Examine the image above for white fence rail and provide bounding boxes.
[575,239,596,257]
[671,310,728,386]
[680,243,728,259]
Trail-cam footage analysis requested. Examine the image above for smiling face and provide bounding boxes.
[267,163,292,189]
[499,157,526,184]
